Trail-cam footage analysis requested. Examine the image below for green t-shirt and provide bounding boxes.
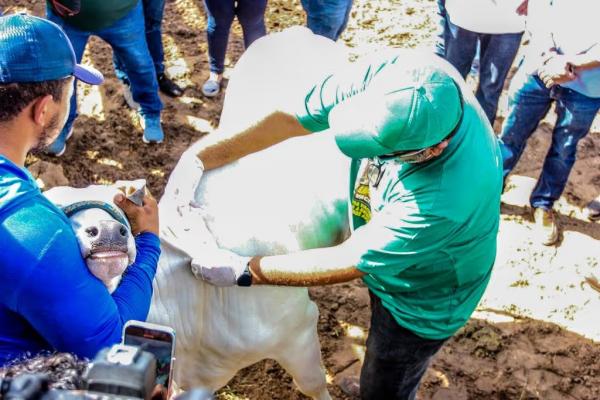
[296,51,503,340]
[48,0,139,32]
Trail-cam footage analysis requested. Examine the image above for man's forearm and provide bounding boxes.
[111,233,161,321]
[248,243,364,286]
[195,111,310,171]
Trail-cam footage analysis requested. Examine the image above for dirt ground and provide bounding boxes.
[3,0,600,399]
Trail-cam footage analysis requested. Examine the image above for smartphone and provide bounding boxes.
[123,320,176,399]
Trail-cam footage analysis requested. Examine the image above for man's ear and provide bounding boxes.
[31,94,54,128]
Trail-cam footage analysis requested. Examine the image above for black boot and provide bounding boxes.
[157,73,183,97]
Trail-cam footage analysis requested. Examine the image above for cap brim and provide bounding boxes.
[73,64,104,85]
[333,126,392,159]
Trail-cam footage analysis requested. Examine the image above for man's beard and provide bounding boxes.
[31,114,61,154]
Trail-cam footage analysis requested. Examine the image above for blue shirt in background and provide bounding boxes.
[0,155,161,366]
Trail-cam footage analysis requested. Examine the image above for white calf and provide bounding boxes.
[47,28,352,399]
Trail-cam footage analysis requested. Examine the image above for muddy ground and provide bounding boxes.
[2,0,600,399]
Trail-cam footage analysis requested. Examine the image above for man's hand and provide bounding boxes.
[538,55,577,88]
[115,191,159,236]
[151,384,168,400]
[190,249,250,287]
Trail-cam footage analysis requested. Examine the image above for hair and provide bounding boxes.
[0,78,70,123]
[0,353,87,390]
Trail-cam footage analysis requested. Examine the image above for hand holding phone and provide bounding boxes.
[123,321,176,399]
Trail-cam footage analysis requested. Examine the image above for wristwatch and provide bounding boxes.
[236,262,253,287]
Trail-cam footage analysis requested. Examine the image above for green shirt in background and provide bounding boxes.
[296,51,503,340]
[48,0,138,32]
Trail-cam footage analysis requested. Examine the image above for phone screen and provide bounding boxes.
[124,326,174,389]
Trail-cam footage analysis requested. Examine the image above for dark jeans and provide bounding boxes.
[433,0,447,57]
[300,0,353,41]
[204,0,267,74]
[360,291,447,400]
[114,0,166,80]
[500,72,600,210]
[445,20,522,124]
[47,2,162,124]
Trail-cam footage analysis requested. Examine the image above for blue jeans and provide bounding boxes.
[445,20,522,124]
[433,0,447,57]
[360,291,447,400]
[204,0,267,74]
[47,2,162,125]
[114,0,166,79]
[300,0,353,41]
[500,73,600,210]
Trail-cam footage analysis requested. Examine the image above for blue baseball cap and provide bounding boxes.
[0,13,103,85]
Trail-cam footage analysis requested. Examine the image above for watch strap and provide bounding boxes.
[236,262,253,287]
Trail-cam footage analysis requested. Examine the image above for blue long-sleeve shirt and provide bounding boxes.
[0,155,161,366]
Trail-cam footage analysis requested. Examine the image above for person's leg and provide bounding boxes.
[112,53,129,83]
[470,38,480,76]
[530,87,600,210]
[433,0,447,57]
[499,73,553,180]
[359,292,447,400]
[301,0,353,41]
[235,0,267,49]
[202,0,235,97]
[45,8,91,156]
[142,0,183,96]
[476,31,523,124]
[443,20,478,78]
[112,0,165,78]
[204,0,235,75]
[334,0,353,40]
[99,2,164,142]
[142,0,166,76]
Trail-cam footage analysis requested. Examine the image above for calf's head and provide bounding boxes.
[67,204,135,291]
[44,181,144,292]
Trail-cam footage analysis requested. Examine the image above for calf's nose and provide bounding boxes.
[86,220,129,246]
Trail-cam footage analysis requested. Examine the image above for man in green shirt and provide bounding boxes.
[185,51,502,399]
[45,0,164,154]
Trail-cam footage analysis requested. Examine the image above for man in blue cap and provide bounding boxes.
[176,50,502,399]
[0,13,161,366]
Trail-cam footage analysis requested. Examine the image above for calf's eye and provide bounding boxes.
[86,227,99,237]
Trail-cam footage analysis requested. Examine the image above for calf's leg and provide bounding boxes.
[273,305,332,400]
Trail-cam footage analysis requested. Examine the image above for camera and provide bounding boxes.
[0,344,212,400]
[1,344,156,400]
[84,344,157,399]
